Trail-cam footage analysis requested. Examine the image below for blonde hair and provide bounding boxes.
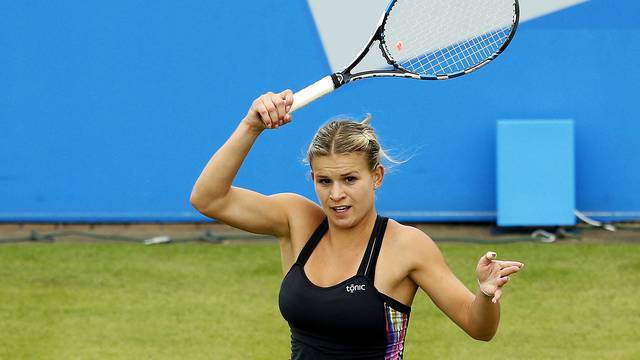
[306,114,399,171]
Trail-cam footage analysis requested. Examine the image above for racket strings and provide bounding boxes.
[398,26,510,76]
[417,27,510,76]
[384,0,515,77]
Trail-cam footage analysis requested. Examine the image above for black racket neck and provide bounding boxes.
[335,26,396,87]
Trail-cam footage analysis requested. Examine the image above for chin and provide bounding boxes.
[326,210,359,228]
[330,217,355,228]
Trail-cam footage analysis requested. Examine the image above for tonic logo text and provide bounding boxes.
[346,284,366,293]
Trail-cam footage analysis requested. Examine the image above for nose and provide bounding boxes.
[329,183,346,202]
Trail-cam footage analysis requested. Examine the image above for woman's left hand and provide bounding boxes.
[476,251,524,303]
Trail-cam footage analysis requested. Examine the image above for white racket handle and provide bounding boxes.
[290,75,336,113]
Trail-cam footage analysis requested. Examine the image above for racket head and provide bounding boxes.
[378,0,519,80]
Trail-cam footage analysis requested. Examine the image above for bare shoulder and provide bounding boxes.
[270,192,322,221]
[271,193,324,241]
[385,220,443,271]
[270,192,317,209]
[385,219,435,247]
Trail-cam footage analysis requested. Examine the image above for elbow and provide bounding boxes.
[189,193,201,212]
[469,328,497,342]
[189,187,210,213]
[190,186,226,216]
[472,333,495,342]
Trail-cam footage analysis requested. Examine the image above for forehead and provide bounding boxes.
[311,153,369,175]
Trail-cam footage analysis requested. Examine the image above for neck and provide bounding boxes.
[326,210,378,249]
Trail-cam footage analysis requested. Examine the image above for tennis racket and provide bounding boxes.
[290,0,519,112]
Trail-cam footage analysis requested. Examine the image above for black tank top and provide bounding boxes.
[279,216,411,359]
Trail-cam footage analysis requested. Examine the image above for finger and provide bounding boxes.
[492,288,502,304]
[499,266,521,277]
[273,94,286,125]
[278,89,294,112]
[265,93,281,126]
[496,260,524,269]
[254,101,270,128]
[260,95,278,128]
[497,276,510,287]
[283,113,293,124]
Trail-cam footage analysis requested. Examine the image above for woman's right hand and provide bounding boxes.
[243,90,294,131]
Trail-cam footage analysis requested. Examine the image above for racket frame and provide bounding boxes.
[291,0,520,112]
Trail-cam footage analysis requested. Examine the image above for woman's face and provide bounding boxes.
[311,152,383,229]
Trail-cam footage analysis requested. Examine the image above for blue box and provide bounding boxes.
[497,120,576,226]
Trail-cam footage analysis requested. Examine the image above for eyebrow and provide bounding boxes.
[315,171,359,178]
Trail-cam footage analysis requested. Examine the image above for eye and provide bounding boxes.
[318,178,331,185]
[345,176,357,183]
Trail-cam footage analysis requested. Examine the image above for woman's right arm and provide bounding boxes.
[190,90,302,237]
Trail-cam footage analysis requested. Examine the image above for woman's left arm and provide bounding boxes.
[407,231,524,341]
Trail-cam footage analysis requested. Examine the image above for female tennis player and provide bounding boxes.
[190,90,524,359]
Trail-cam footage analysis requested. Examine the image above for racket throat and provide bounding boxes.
[331,73,345,89]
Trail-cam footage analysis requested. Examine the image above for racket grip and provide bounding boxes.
[290,75,336,113]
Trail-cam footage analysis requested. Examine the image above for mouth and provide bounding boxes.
[330,205,352,215]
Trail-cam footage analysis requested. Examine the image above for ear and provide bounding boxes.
[373,164,385,189]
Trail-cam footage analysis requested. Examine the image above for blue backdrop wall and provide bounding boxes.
[1,1,638,222]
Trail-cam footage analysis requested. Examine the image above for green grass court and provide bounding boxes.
[1,241,639,359]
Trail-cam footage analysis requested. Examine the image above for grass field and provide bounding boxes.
[1,241,639,359]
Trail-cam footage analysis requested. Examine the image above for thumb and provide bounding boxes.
[481,251,497,265]
[278,89,294,107]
